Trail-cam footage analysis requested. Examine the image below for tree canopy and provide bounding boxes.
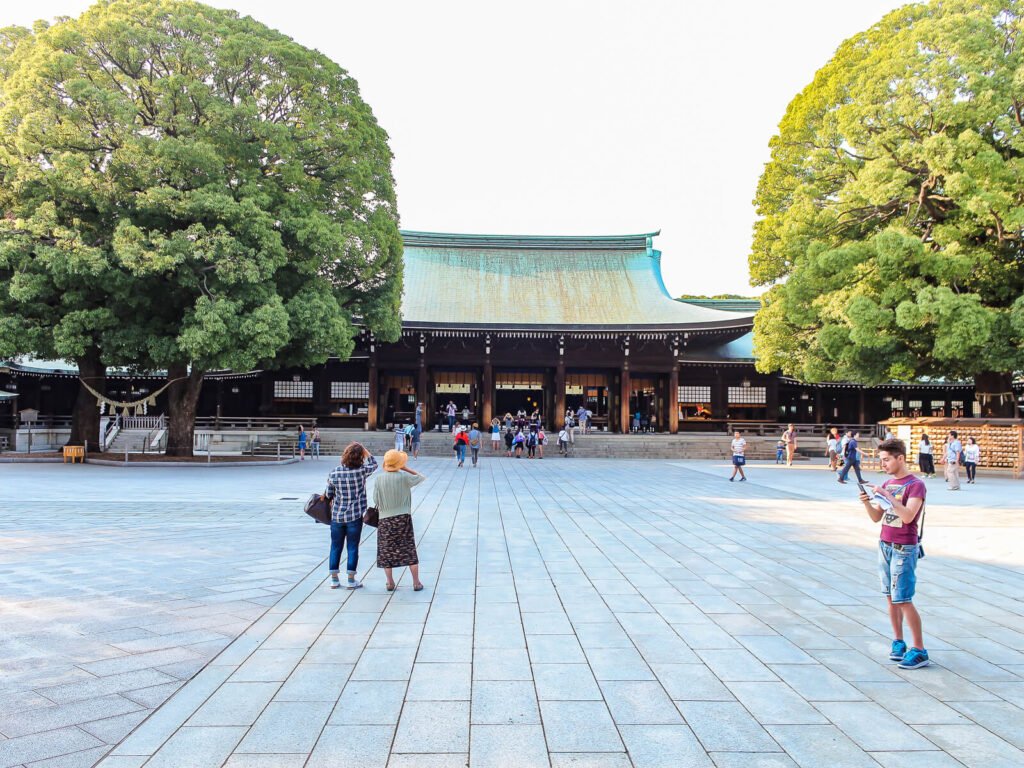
[0,0,402,451]
[750,0,1024,412]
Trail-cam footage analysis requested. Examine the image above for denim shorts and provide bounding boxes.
[878,540,919,604]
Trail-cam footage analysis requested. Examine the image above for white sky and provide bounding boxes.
[11,0,910,297]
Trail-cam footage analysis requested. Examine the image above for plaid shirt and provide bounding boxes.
[326,455,378,523]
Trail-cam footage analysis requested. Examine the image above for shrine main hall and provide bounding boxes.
[2,231,988,433]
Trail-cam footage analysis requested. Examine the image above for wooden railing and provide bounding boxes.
[727,421,880,438]
[194,416,316,431]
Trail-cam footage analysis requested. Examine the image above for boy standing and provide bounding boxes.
[859,438,929,669]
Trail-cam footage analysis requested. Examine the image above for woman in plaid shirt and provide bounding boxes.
[326,443,378,589]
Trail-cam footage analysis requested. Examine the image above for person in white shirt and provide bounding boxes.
[729,431,747,482]
[963,436,981,484]
[917,434,934,477]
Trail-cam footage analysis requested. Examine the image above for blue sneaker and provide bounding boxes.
[889,639,907,661]
[898,647,930,669]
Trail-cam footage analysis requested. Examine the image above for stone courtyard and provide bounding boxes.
[2,454,1024,768]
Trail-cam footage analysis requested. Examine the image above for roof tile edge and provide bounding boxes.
[399,230,661,251]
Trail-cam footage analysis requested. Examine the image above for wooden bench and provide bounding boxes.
[63,445,85,464]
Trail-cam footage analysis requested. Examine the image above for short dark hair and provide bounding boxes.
[950,430,958,438]
[878,438,906,458]
[341,442,365,469]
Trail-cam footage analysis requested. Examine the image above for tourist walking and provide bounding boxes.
[512,429,525,458]
[964,437,980,484]
[297,425,307,461]
[838,431,865,483]
[468,423,482,466]
[775,440,785,464]
[453,426,469,467]
[858,437,929,669]
[415,401,423,431]
[729,431,747,482]
[504,425,514,456]
[446,401,457,433]
[917,434,934,477]
[394,423,406,452]
[410,424,421,459]
[325,443,378,590]
[537,428,546,458]
[311,427,321,461]
[826,428,839,470]
[526,429,538,459]
[782,423,797,466]
[941,430,962,490]
[373,450,425,592]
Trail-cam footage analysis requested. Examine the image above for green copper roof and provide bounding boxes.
[397,231,754,331]
[678,298,761,313]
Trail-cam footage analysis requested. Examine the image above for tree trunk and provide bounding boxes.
[973,371,1018,418]
[68,349,104,450]
[166,362,205,457]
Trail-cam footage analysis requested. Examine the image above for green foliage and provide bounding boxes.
[750,0,1024,384]
[0,0,401,376]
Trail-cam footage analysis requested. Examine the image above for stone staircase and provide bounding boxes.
[248,429,807,461]
[107,429,160,454]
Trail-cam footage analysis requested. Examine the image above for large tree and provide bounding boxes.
[751,0,1024,416]
[0,0,402,454]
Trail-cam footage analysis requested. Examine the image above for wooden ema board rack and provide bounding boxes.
[882,418,1024,478]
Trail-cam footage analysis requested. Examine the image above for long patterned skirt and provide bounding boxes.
[376,514,419,568]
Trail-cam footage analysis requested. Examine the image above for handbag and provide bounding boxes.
[735,455,746,466]
[363,506,380,528]
[304,491,332,525]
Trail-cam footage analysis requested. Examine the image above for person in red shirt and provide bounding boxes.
[859,438,929,669]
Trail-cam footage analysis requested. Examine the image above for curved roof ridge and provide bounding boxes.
[400,230,661,251]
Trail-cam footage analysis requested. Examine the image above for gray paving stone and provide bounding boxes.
[406,662,472,701]
[709,753,798,768]
[769,664,868,702]
[726,682,828,725]
[527,635,586,664]
[533,664,602,701]
[274,663,352,702]
[548,755,631,768]
[307,725,394,768]
[698,649,779,682]
[584,647,654,681]
[539,701,623,752]
[651,663,734,701]
[813,701,936,751]
[187,682,279,726]
[676,701,781,752]
[234,701,333,754]
[470,724,549,768]
[0,728,103,768]
[474,649,532,680]
[386,754,468,768]
[471,680,541,724]
[35,670,180,705]
[599,681,683,725]
[145,726,247,768]
[392,701,469,753]
[0,695,142,739]
[76,711,149,744]
[25,744,112,768]
[766,724,882,768]
[230,649,306,683]
[329,680,407,725]
[618,723,713,767]
[946,699,1024,749]
[350,647,417,681]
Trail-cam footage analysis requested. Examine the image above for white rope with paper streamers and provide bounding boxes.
[79,376,186,418]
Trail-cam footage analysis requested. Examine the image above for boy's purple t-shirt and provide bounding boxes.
[878,475,926,545]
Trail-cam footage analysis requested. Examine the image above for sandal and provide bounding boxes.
[386,582,396,592]
[413,583,424,592]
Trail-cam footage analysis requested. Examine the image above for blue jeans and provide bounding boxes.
[329,519,363,574]
[838,457,864,482]
[448,415,455,432]
[878,540,919,603]
[455,443,466,463]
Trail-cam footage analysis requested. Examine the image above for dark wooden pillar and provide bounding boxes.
[482,360,493,427]
[814,389,823,424]
[368,362,379,431]
[766,375,779,422]
[259,374,273,416]
[858,388,867,425]
[712,369,728,420]
[669,364,679,434]
[555,361,566,428]
[418,357,429,431]
[619,365,631,434]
